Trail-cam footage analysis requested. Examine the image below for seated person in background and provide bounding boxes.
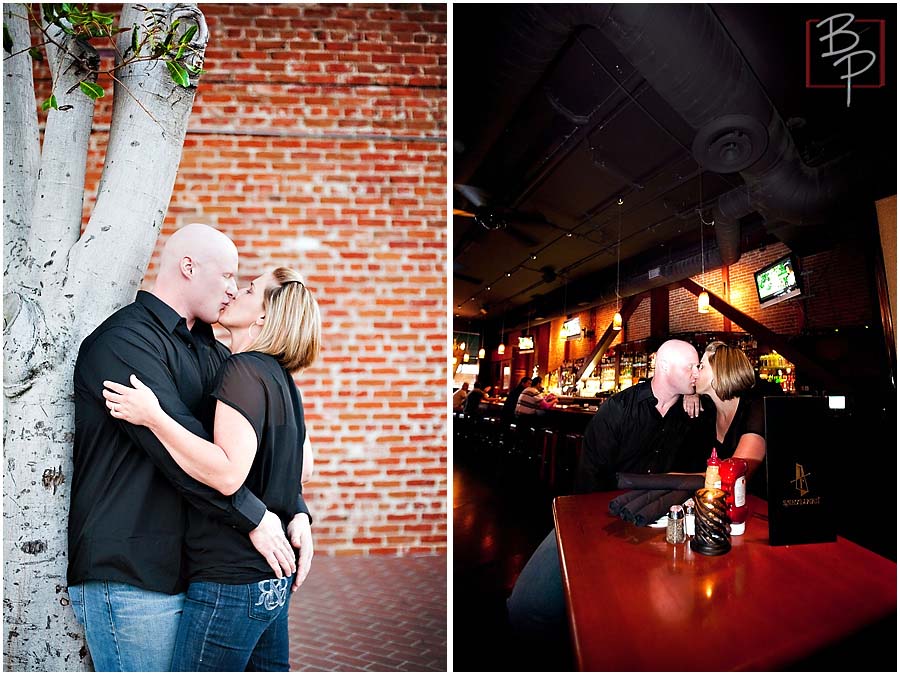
[483,384,494,399]
[452,382,469,412]
[503,376,531,421]
[693,341,767,492]
[514,377,557,416]
[507,340,707,668]
[463,381,487,416]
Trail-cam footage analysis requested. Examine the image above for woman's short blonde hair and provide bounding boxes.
[247,267,321,373]
[704,341,755,400]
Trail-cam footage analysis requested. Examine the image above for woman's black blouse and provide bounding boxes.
[694,392,767,496]
[184,351,308,583]
[712,394,765,460]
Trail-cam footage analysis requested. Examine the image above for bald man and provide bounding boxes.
[506,339,705,668]
[68,224,301,671]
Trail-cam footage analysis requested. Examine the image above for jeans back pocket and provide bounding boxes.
[248,577,290,622]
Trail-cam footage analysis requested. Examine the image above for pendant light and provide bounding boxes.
[697,171,711,314]
[613,198,623,331]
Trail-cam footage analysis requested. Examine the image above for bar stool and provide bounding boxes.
[539,428,559,488]
[478,415,504,454]
[559,432,584,492]
[453,411,475,449]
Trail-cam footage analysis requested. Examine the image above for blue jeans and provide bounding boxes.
[171,576,293,672]
[507,528,567,643]
[69,581,184,671]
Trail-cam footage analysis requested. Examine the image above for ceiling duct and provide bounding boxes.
[477,4,852,266]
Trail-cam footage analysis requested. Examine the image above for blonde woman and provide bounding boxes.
[103,267,321,671]
[693,341,766,479]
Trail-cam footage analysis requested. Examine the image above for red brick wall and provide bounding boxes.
[669,267,726,333]
[540,238,874,373]
[545,303,627,374]
[32,4,447,556]
[670,241,874,335]
[627,296,651,341]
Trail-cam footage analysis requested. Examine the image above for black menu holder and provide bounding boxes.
[764,396,837,546]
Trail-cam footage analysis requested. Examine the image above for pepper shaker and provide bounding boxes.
[666,504,686,544]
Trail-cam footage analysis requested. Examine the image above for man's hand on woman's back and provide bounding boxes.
[249,510,297,579]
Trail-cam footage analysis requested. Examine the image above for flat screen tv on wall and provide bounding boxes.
[754,253,801,308]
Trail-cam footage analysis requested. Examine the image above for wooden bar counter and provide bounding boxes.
[554,491,897,671]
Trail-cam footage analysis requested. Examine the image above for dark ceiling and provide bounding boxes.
[453,4,897,328]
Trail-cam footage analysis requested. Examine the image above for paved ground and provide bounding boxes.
[287,554,447,671]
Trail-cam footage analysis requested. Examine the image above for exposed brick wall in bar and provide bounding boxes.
[540,237,875,375]
[626,296,651,342]
[31,3,447,556]
[669,268,725,334]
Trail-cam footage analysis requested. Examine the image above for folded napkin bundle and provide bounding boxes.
[616,472,705,491]
[608,488,694,526]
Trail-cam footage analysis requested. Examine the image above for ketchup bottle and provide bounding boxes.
[719,457,749,535]
[704,448,721,489]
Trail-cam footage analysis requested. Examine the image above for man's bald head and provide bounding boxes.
[152,223,239,327]
[158,223,238,277]
[654,339,699,397]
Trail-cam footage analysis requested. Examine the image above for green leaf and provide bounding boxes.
[79,81,104,100]
[90,10,115,25]
[166,60,190,87]
[61,3,73,13]
[41,94,58,111]
[179,24,197,45]
[3,24,12,54]
[28,46,43,62]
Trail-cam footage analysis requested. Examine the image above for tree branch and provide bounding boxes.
[27,21,99,292]
[69,3,208,342]
[3,4,41,286]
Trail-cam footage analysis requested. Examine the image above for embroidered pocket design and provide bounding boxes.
[255,578,289,611]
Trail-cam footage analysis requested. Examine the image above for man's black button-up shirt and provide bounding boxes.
[68,291,267,594]
[576,380,708,493]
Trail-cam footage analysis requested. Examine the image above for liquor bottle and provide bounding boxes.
[704,448,721,489]
[719,457,749,535]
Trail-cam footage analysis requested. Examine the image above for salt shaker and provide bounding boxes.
[666,504,686,544]
[684,499,695,537]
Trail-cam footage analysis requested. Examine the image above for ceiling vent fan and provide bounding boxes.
[453,184,551,247]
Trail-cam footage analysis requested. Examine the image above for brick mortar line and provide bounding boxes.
[43,125,446,144]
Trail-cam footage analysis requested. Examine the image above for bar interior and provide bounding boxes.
[452,4,897,672]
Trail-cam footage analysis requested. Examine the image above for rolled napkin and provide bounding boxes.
[609,489,695,526]
[613,489,670,523]
[616,472,705,492]
[632,489,693,526]
[608,488,651,516]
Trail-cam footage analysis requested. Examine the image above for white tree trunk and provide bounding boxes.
[3,4,208,670]
[3,4,40,282]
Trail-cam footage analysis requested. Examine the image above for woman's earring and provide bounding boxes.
[248,323,259,341]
